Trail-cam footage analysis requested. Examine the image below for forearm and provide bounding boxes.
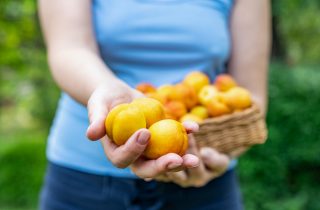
[39,0,129,105]
[228,0,271,115]
[48,47,127,105]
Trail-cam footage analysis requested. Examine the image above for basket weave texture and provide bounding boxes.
[194,104,268,154]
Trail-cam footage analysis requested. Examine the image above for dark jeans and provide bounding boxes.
[39,162,243,210]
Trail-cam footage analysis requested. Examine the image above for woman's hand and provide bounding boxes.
[155,135,230,188]
[130,122,200,179]
[86,84,200,179]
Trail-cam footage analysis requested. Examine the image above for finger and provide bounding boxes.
[86,117,107,141]
[182,121,199,134]
[182,154,200,168]
[167,171,188,182]
[131,153,184,179]
[185,135,206,177]
[167,171,189,187]
[153,174,171,183]
[186,133,200,154]
[168,165,185,172]
[200,147,230,174]
[159,153,200,173]
[101,129,150,168]
[86,97,109,141]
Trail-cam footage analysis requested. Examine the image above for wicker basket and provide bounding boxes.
[194,104,268,155]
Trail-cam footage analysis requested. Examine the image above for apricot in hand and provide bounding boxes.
[105,98,165,145]
[105,103,146,146]
[131,98,165,128]
[105,98,188,160]
[144,119,188,159]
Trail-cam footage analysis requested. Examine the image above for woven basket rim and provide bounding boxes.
[199,103,261,125]
[194,103,268,154]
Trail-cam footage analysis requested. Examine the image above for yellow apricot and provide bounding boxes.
[180,114,203,124]
[131,98,165,128]
[198,85,221,106]
[144,119,188,159]
[105,104,146,146]
[223,87,252,110]
[214,74,237,92]
[190,106,209,119]
[105,104,130,140]
[183,71,210,93]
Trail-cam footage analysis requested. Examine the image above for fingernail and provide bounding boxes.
[137,131,150,145]
[168,162,182,170]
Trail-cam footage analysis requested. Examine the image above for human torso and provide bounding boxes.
[47,0,234,177]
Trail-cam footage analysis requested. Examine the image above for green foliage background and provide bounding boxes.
[0,0,319,210]
[272,0,320,64]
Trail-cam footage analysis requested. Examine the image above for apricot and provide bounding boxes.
[214,74,237,92]
[157,85,177,101]
[190,106,209,119]
[145,92,167,104]
[144,119,188,159]
[183,71,210,93]
[105,104,146,145]
[198,85,221,106]
[165,112,177,120]
[223,87,252,110]
[136,83,156,94]
[131,98,165,128]
[105,103,130,139]
[164,101,187,120]
[206,99,232,117]
[170,84,198,110]
[180,114,203,124]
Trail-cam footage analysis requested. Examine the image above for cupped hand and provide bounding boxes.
[154,132,230,188]
[86,83,143,140]
[130,122,200,179]
[86,84,200,178]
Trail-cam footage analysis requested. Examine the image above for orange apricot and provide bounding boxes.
[144,119,188,159]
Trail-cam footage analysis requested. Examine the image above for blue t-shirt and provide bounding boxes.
[47,0,235,178]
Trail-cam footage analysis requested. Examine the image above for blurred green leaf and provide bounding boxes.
[239,62,320,210]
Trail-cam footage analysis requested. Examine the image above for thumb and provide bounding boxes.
[86,97,109,141]
[103,129,151,168]
[86,116,107,141]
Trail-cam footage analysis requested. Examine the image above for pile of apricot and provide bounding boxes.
[105,72,252,159]
[136,72,252,123]
[105,98,188,159]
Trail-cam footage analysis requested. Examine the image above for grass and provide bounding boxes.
[0,131,46,210]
